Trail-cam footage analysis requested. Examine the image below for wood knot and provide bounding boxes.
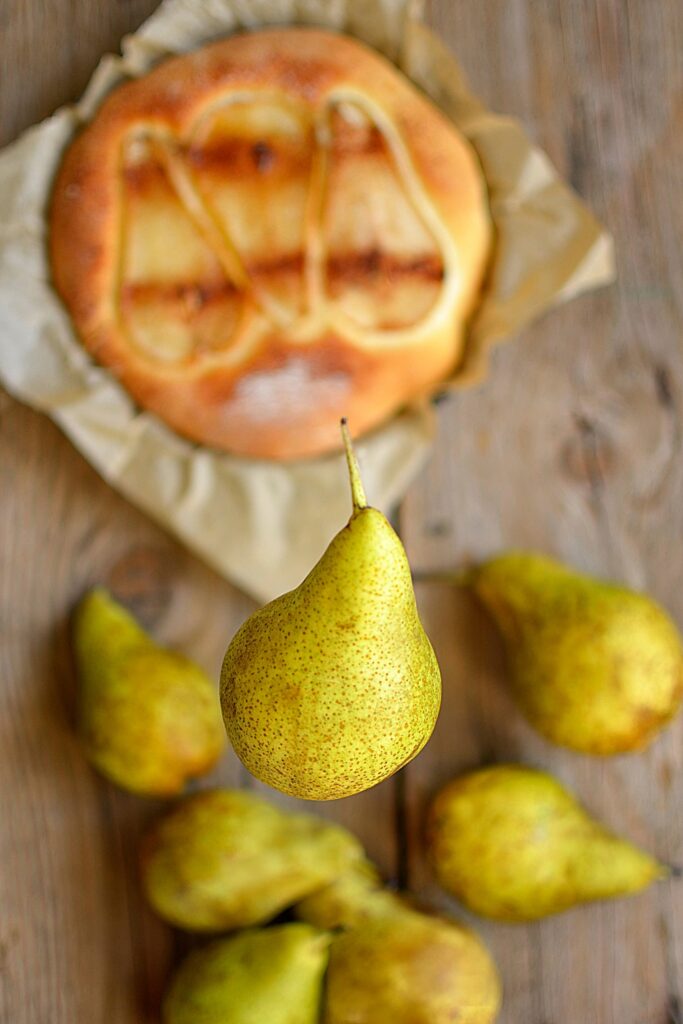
[425,519,452,538]
[561,416,616,483]
[105,546,173,629]
[667,994,683,1024]
[654,364,674,409]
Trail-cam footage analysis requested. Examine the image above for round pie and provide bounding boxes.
[50,28,491,460]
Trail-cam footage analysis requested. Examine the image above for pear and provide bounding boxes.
[140,788,364,931]
[470,551,683,753]
[294,859,393,929]
[73,588,224,796]
[321,892,501,1024]
[220,420,441,800]
[296,869,500,1023]
[428,764,667,921]
[163,923,330,1024]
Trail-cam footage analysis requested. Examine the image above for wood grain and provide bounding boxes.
[1,1,682,1023]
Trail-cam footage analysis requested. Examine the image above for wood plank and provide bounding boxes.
[0,0,161,147]
[403,2,683,1023]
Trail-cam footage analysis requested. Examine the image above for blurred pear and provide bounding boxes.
[428,764,666,921]
[323,896,501,1024]
[470,551,683,753]
[141,788,364,931]
[73,588,224,796]
[163,923,330,1024]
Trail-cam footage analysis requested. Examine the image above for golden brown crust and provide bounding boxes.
[50,28,491,460]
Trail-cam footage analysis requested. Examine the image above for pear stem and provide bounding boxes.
[340,418,367,512]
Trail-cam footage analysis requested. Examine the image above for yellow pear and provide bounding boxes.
[163,923,330,1024]
[73,588,224,796]
[470,551,683,753]
[295,860,392,929]
[320,891,501,1024]
[428,764,667,921]
[140,788,364,931]
[220,420,441,800]
[296,865,500,1023]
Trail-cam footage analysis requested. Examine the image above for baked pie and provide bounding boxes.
[50,29,491,460]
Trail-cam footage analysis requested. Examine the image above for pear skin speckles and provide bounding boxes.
[221,507,441,799]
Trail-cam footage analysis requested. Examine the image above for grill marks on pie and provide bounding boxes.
[321,101,444,331]
[117,97,445,365]
[186,99,315,323]
[119,136,245,363]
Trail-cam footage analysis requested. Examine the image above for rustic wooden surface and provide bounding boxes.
[1,1,682,1022]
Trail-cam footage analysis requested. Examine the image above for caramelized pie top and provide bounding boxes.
[50,29,491,459]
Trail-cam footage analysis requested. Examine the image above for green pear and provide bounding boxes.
[163,923,330,1024]
[73,588,224,796]
[294,860,393,929]
[428,764,667,921]
[140,788,364,931]
[322,894,501,1024]
[470,551,683,753]
[220,420,441,800]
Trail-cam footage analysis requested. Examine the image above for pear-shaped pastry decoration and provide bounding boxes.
[163,924,330,1024]
[50,28,491,460]
[470,551,683,753]
[428,765,667,921]
[73,589,224,796]
[140,788,364,931]
[220,421,441,799]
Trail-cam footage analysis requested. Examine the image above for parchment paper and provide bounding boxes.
[0,0,615,603]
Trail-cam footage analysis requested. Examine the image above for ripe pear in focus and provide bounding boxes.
[141,788,364,931]
[470,551,683,753]
[73,589,224,796]
[163,923,330,1024]
[220,421,441,800]
[428,765,666,921]
[310,885,500,1024]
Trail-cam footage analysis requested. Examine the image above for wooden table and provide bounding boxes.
[1,2,682,1021]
